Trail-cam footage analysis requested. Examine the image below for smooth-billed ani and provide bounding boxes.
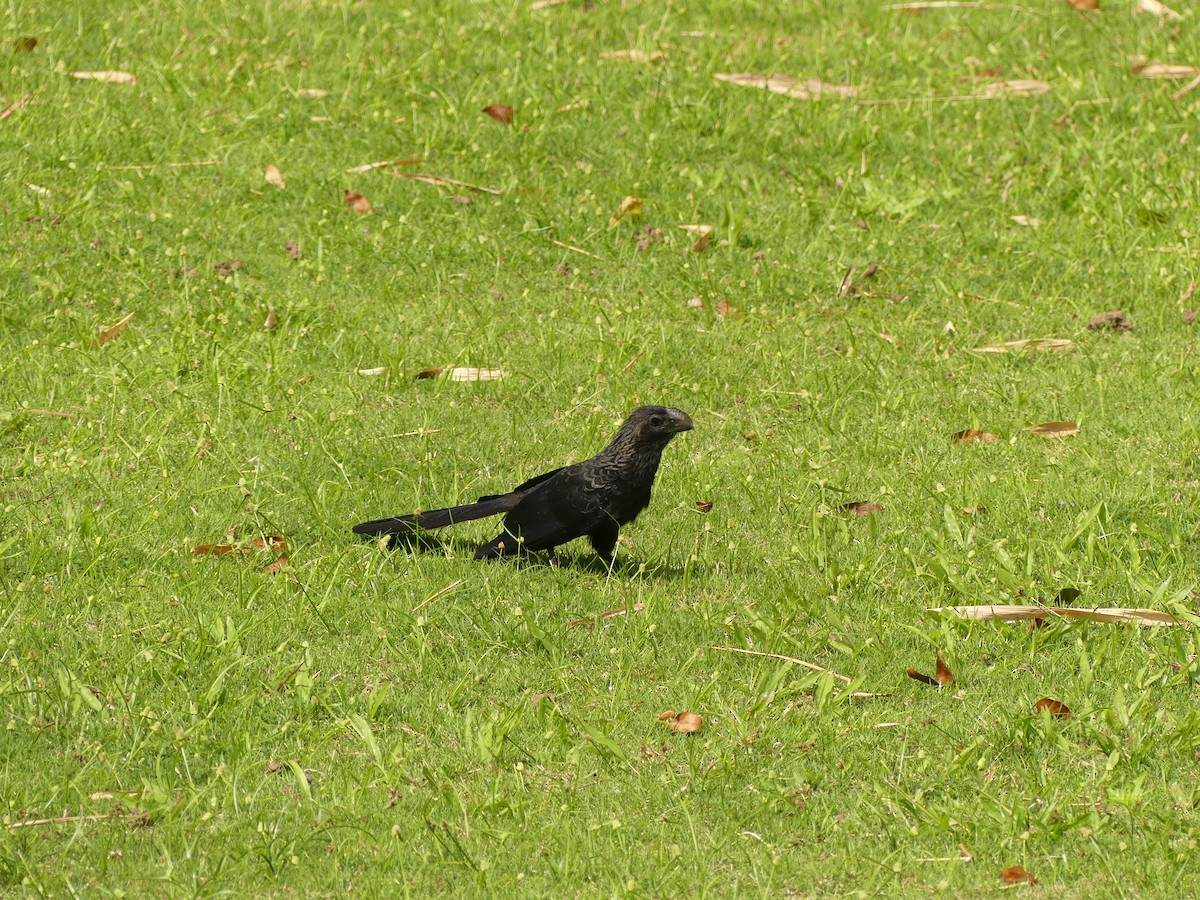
[352,406,693,566]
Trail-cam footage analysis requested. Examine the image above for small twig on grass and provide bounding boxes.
[6,814,113,830]
[548,238,606,260]
[1172,73,1200,101]
[709,645,853,683]
[413,579,463,613]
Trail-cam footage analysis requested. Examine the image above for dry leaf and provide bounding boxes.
[71,70,137,85]
[637,224,662,250]
[715,72,858,99]
[660,711,703,734]
[297,88,332,97]
[483,103,513,125]
[931,605,1183,626]
[1136,0,1182,19]
[1010,215,1040,227]
[415,366,445,379]
[979,79,1052,97]
[13,37,38,52]
[1024,421,1079,438]
[264,164,285,188]
[567,602,646,627]
[390,172,500,195]
[609,195,642,225]
[1087,310,1131,331]
[686,297,704,310]
[952,429,1000,444]
[838,501,882,516]
[1134,62,1200,79]
[531,0,567,7]
[714,299,739,319]
[285,240,301,259]
[601,49,666,63]
[213,260,243,277]
[0,95,30,121]
[262,304,278,330]
[356,366,387,376]
[344,190,372,214]
[97,311,135,347]
[450,367,507,382]
[24,183,51,196]
[1036,698,1072,719]
[962,506,988,516]
[907,655,954,688]
[344,159,421,174]
[695,501,714,513]
[1000,865,1038,885]
[1064,0,1098,10]
[680,223,713,252]
[970,337,1073,353]
[1185,310,1197,324]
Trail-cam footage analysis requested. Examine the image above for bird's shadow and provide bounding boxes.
[368,532,686,579]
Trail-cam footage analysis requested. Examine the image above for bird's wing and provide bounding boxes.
[497,463,615,552]
[475,465,566,503]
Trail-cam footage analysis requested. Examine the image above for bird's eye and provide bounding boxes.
[650,415,664,428]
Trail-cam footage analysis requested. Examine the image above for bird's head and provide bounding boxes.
[623,406,694,445]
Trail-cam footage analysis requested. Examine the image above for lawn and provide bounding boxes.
[4,0,1200,894]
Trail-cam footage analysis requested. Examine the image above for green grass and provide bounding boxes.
[4,0,1200,894]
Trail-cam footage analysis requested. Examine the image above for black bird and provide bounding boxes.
[353,406,694,567]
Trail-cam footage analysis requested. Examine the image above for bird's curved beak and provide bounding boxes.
[666,408,694,433]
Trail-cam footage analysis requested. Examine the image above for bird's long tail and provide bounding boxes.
[352,493,520,537]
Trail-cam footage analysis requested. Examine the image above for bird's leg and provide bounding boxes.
[588,520,620,571]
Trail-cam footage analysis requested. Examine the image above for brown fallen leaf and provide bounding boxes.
[285,240,302,259]
[97,311,135,347]
[979,79,1052,97]
[1185,310,1197,325]
[13,37,38,52]
[1000,865,1038,885]
[264,164,285,188]
[567,602,646,627]
[344,190,372,214]
[390,172,500,195]
[961,505,988,516]
[681,223,713,252]
[1136,0,1182,19]
[695,501,714,513]
[1036,697,1072,719]
[838,501,882,516]
[344,159,422,174]
[601,49,666,63]
[636,224,662,250]
[449,367,507,381]
[483,103,513,125]
[1010,215,1041,227]
[415,366,446,379]
[660,710,703,734]
[952,429,1000,445]
[714,299,739,319]
[930,605,1183,626]
[1024,421,1079,438]
[213,260,243,278]
[1087,310,1131,331]
[715,72,858,99]
[971,337,1073,353]
[71,70,137,85]
[907,654,954,688]
[609,195,642,225]
[1134,62,1200,79]
[297,88,333,98]
[1064,0,1098,10]
[262,304,278,330]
